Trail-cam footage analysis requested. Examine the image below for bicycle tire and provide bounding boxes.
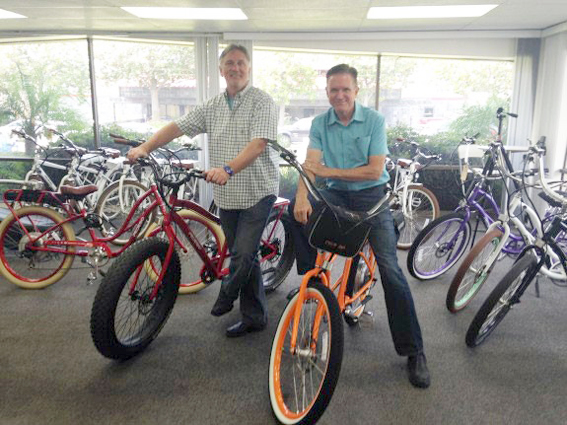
[465,253,538,347]
[145,209,225,295]
[0,206,76,288]
[261,214,295,293]
[344,242,376,326]
[447,228,503,313]
[269,280,344,425]
[407,212,471,280]
[396,185,440,250]
[90,238,181,360]
[94,179,154,246]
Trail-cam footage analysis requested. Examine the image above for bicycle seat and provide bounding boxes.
[396,158,412,168]
[171,159,198,170]
[60,184,99,198]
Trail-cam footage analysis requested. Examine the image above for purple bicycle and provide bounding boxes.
[407,109,525,280]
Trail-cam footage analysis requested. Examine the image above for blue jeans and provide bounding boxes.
[289,185,424,356]
[218,195,276,327]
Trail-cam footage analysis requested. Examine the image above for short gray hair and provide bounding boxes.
[219,44,250,63]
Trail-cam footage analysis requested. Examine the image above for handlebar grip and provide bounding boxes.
[113,138,141,147]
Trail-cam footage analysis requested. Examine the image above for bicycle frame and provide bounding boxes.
[3,183,167,260]
[439,143,527,253]
[148,192,291,295]
[289,247,378,353]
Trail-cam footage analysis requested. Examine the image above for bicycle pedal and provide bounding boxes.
[363,310,374,318]
[86,272,97,285]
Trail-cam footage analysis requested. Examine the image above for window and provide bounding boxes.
[254,48,378,161]
[92,38,196,148]
[379,56,514,141]
[0,39,92,155]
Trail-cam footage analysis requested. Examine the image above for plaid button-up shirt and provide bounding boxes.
[175,85,279,210]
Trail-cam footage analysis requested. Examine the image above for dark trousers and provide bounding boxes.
[289,185,424,356]
[218,195,276,327]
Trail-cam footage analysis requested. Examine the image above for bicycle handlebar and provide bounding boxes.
[268,140,392,216]
[392,138,441,165]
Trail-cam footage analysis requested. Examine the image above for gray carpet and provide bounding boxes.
[1,249,566,425]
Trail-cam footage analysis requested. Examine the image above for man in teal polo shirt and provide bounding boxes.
[290,63,430,388]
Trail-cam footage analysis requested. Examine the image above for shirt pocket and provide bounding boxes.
[235,121,250,139]
[348,136,372,165]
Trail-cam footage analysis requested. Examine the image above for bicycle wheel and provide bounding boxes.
[269,280,344,425]
[260,214,295,293]
[90,238,181,360]
[0,206,76,288]
[447,228,503,313]
[344,242,377,326]
[407,212,471,280]
[465,253,538,347]
[145,210,225,295]
[396,185,440,250]
[94,179,155,246]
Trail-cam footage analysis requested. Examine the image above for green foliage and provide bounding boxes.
[278,165,299,200]
[0,41,91,154]
[0,157,29,180]
[447,96,511,141]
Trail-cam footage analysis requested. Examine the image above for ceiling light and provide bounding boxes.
[0,9,26,19]
[367,5,498,19]
[122,7,247,20]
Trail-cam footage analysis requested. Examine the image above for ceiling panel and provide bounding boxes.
[0,0,564,35]
[8,7,132,20]
[244,8,368,21]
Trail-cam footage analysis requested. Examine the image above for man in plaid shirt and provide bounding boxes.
[127,44,279,337]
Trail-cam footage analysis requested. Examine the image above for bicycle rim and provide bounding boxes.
[449,229,503,311]
[95,180,153,245]
[146,210,225,295]
[269,281,343,425]
[410,213,470,279]
[113,245,179,349]
[397,186,439,249]
[466,254,537,347]
[260,215,294,293]
[0,207,75,288]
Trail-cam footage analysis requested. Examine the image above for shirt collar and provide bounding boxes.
[328,102,364,126]
[224,82,252,100]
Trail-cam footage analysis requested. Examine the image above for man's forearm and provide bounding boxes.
[227,138,267,173]
[144,122,184,153]
[323,164,382,181]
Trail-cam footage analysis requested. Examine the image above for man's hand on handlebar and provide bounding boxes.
[204,167,230,186]
[303,160,328,178]
[294,196,313,224]
[127,146,149,162]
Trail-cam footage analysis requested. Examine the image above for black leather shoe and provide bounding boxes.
[407,353,431,389]
[226,321,266,338]
[210,298,233,317]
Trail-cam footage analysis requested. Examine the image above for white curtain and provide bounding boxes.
[532,32,567,180]
[508,38,541,174]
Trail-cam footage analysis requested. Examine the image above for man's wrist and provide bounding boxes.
[223,164,234,177]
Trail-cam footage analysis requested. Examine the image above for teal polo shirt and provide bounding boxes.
[309,102,390,191]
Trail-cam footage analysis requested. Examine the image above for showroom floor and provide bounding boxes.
[1,250,566,425]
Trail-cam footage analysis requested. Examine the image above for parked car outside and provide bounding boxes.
[278,116,314,162]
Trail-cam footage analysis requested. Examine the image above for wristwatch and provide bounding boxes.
[223,165,234,177]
